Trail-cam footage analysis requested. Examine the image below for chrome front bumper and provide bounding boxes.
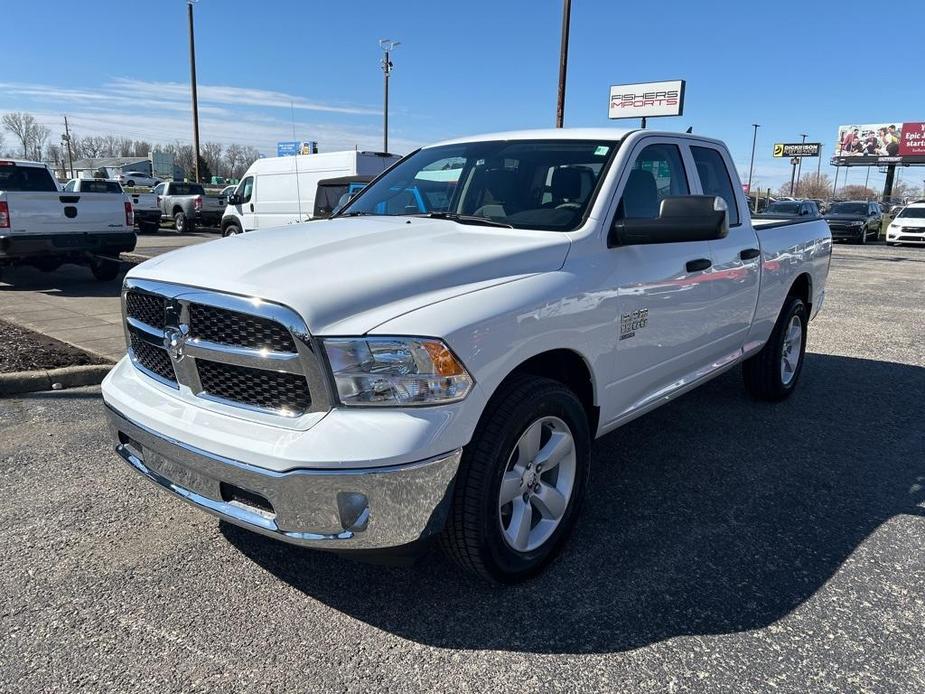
[106,405,462,550]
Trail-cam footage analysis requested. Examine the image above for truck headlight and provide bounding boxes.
[323,337,473,406]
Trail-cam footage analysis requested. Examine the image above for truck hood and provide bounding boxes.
[129,217,570,335]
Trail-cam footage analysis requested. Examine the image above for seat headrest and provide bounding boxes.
[480,168,517,203]
[622,169,659,218]
[551,167,582,200]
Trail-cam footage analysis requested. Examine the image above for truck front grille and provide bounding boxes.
[198,360,310,414]
[130,332,176,384]
[122,283,327,418]
[189,303,296,352]
[126,292,167,330]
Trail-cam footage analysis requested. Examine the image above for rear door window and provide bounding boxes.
[0,164,58,192]
[691,146,740,226]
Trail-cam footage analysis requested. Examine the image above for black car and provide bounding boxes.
[824,201,882,244]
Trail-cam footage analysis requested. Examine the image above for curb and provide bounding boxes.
[120,252,150,265]
[0,364,113,396]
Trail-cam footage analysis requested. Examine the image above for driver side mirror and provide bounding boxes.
[609,196,729,247]
[227,193,240,206]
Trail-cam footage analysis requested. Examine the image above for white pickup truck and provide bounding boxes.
[102,129,832,583]
[1,160,135,281]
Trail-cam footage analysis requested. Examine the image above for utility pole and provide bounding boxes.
[62,116,75,179]
[555,0,571,128]
[795,133,807,196]
[789,157,798,196]
[379,39,399,153]
[747,123,759,209]
[187,0,201,183]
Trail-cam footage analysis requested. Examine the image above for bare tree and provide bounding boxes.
[201,142,224,178]
[224,143,243,178]
[2,112,49,159]
[78,136,107,158]
[788,173,832,200]
[838,184,878,200]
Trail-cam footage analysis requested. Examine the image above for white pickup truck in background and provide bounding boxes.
[103,128,831,583]
[1,160,135,281]
[63,178,161,234]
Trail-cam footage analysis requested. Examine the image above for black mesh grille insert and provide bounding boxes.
[188,304,296,352]
[130,333,176,383]
[197,360,310,413]
[126,292,166,329]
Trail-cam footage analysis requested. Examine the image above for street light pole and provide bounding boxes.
[555,0,571,128]
[795,133,807,196]
[379,39,399,153]
[187,0,201,183]
[747,123,759,210]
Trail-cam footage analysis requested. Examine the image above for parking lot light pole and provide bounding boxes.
[795,133,807,196]
[379,39,399,154]
[187,0,201,183]
[747,123,759,209]
[555,0,571,128]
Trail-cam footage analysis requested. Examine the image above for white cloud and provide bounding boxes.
[0,78,423,155]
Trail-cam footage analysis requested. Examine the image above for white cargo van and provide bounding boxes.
[220,150,400,236]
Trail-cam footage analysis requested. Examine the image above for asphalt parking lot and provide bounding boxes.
[1,243,923,693]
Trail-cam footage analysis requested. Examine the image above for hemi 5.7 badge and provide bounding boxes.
[620,308,648,340]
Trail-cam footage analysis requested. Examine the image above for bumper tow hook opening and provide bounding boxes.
[337,492,370,532]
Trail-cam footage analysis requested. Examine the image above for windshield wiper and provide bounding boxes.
[420,212,513,228]
[337,211,379,217]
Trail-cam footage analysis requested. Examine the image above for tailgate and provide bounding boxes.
[3,191,129,235]
[130,193,159,212]
[203,195,225,210]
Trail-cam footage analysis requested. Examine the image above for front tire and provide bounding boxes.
[743,296,808,401]
[222,223,242,237]
[440,375,591,583]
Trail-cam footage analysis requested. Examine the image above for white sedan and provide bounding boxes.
[115,171,161,187]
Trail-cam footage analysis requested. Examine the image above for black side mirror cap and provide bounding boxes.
[609,195,729,247]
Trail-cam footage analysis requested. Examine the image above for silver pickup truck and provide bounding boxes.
[151,181,225,233]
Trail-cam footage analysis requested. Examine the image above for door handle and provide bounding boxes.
[685,258,712,273]
[740,248,760,260]
[249,203,254,212]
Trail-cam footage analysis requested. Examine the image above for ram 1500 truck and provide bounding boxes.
[102,129,832,583]
[152,181,224,233]
[1,160,135,281]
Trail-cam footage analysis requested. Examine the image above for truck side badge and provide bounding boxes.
[620,308,649,340]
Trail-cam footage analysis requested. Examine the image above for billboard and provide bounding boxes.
[833,122,925,165]
[277,141,319,157]
[773,143,821,158]
[608,80,685,119]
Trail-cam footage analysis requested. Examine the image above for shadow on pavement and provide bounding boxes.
[222,353,925,654]
[0,265,126,297]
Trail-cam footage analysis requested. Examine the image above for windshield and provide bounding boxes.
[766,202,801,215]
[897,207,925,219]
[340,139,619,231]
[828,202,867,215]
[81,180,123,193]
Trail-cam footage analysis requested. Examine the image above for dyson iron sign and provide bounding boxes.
[608,80,686,120]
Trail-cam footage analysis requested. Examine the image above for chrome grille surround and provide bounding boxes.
[122,278,333,419]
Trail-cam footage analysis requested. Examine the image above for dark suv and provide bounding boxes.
[825,201,882,244]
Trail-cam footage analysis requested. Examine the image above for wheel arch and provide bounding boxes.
[488,348,599,436]
[788,272,813,313]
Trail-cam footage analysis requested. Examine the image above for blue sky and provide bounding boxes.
[4,0,924,192]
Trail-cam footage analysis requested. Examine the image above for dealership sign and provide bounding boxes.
[773,142,821,158]
[833,122,925,165]
[608,80,685,119]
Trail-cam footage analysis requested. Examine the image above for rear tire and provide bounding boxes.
[174,211,194,233]
[440,375,591,583]
[743,296,808,401]
[858,228,867,244]
[126,180,135,187]
[89,257,121,282]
